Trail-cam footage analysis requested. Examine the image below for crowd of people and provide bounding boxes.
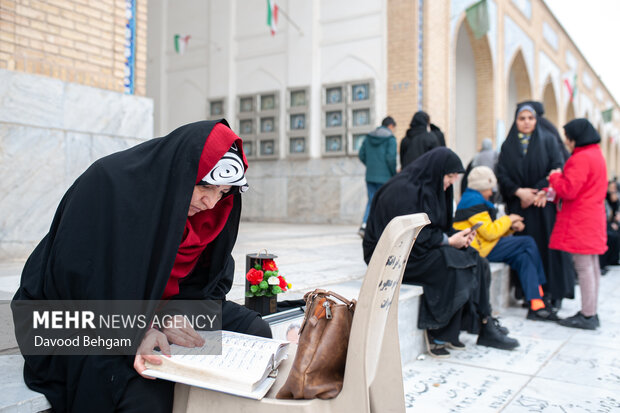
[360,102,611,358]
[12,102,612,409]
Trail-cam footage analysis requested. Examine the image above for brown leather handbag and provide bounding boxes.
[276,289,356,399]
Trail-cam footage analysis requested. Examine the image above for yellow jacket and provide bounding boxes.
[453,210,512,257]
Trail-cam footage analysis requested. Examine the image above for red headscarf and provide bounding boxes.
[162,123,248,299]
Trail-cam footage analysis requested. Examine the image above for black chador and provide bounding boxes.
[496,102,576,303]
[363,147,491,334]
[12,120,263,412]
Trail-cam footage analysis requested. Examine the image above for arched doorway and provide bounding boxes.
[454,21,494,167]
[542,78,559,127]
[506,50,532,127]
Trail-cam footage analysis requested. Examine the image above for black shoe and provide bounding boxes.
[491,317,509,335]
[600,267,609,276]
[593,314,600,327]
[477,319,520,350]
[527,307,560,322]
[558,312,598,330]
[551,298,562,311]
[357,224,366,238]
[424,330,451,358]
[446,340,466,351]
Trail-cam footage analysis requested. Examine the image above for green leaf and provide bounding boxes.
[264,270,274,277]
[250,285,259,293]
[245,291,254,297]
[259,280,268,289]
[254,264,262,270]
[272,286,282,294]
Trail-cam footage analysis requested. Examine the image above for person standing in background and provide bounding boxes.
[357,116,397,238]
[541,119,607,330]
[472,138,498,169]
[522,100,570,163]
[496,102,575,311]
[400,111,440,168]
[461,138,498,196]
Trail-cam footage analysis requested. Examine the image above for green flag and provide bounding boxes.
[602,108,613,123]
[466,0,489,39]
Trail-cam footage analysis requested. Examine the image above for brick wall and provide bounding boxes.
[423,0,450,143]
[466,23,495,148]
[387,0,418,144]
[0,0,147,95]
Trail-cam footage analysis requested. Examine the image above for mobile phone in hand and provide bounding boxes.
[469,222,483,233]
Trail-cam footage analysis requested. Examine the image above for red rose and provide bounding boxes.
[262,259,278,271]
[278,275,287,290]
[246,268,264,285]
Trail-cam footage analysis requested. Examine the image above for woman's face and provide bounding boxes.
[565,137,576,153]
[443,173,459,191]
[516,110,536,135]
[188,185,232,216]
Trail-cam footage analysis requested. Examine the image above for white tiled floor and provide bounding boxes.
[503,378,620,413]
[404,266,620,412]
[3,223,620,411]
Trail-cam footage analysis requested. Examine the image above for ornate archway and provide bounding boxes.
[453,21,494,165]
[542,77,559,127]
[506,50,532,127]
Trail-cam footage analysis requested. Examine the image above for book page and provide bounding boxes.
[144,330,288,394]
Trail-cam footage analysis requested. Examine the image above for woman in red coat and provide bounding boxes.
[543,118,607,330]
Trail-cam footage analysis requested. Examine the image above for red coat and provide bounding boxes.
[549,144,607,255]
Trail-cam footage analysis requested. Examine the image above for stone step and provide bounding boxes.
[273,279,425,366]
[489,262,511,313]
[0,356,50,413]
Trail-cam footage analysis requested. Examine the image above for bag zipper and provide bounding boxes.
[323,301,332,319]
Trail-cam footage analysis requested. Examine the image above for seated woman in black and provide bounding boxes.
[12,120,271,412]
[363,147,519,358]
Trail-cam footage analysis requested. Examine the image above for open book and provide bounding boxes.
[143,330,290,399]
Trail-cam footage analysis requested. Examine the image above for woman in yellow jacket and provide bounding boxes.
[454,166,558,321]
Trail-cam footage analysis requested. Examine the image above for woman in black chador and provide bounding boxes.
[399,110,440,168]
[12,120,271,412]
[363,147,519,358]
[496,103,576,308]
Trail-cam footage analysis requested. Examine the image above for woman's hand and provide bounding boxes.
[515,188,538,209]
[134,328,171,378]
[449,229,475,249]
[547,168,562,180]
[533,190,547,208]
[161,315,205,348]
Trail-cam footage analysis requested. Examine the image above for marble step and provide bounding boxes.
[273,279,425,366]
[489,262,511,313]
[0,356,50,413]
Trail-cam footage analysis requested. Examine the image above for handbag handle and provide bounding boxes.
[303,289,356,309]
[299,289,356,334]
